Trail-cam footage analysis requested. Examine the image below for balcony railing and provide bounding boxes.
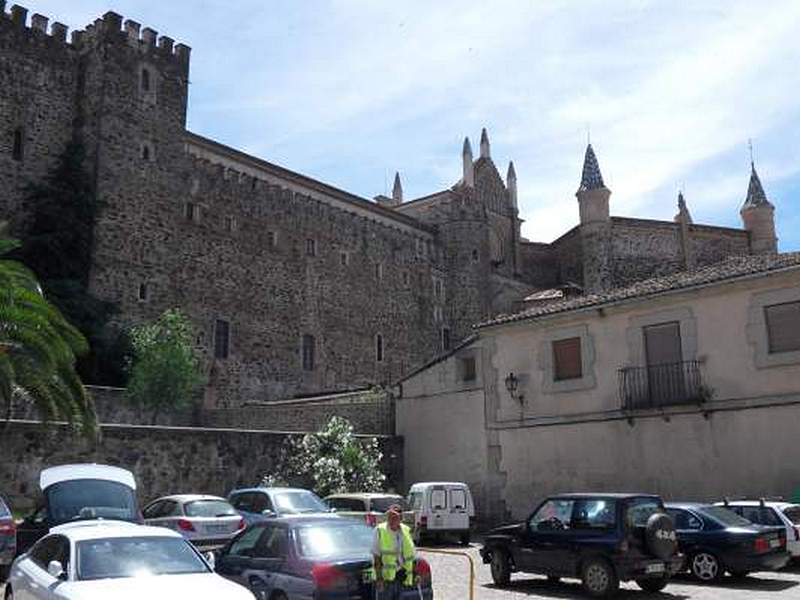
[618,360,704,411]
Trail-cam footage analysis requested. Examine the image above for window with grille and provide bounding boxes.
[765,301,800,354]
[302,334,315,371]
[214,319,230,359]
[552,337,582,381]
[305,238,317,257]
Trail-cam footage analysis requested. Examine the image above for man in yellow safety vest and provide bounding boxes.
[372,504,416,599]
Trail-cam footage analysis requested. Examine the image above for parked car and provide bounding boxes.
[15,464,140,555]
[716,499,800,560]
[5,520,254,599]
[143,494,246,551]
[324,493,405,526]
[480,493,683,598]
[665,502,789,581]
[228,487,330,525]
[0,494,16,583]
[215,514,433,599]
[405,482,474,545]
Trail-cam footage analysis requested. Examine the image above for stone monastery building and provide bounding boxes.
[0,6,781,407]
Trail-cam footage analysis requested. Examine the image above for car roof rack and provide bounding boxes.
[722,496,784,506]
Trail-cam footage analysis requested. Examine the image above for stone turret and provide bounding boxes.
[462,137,474,187]
[576,144,612,292]
[507,161,517,208]
[480,127,491,159]
[740,163,777,254]
[391,171,403,204]
[576,143,610,224]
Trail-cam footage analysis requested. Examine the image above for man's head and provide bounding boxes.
[386,504,403,530]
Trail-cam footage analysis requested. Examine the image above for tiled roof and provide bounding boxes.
[577,144,606,192]
[742,163,774,209]
[478,252,800,328]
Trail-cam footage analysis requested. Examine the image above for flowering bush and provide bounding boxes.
[261,416,387,496]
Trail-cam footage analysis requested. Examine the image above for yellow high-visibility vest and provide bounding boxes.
[374,522,415,586]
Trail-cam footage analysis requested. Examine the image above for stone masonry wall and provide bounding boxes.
[0,421,404,512]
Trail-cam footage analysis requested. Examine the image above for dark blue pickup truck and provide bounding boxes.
[480,493,683,598]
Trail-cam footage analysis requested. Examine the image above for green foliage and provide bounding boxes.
[18,140,127,386]
[0,230,96,436]
[261,416,387,497]
[126,309,205,424]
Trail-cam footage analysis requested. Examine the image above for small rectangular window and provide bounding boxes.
[340,252,349,266]
[214,319,230,359]
[441,328,451,352]
[375,334,384,362]
[12,129,24,161]
[402,271,409,286]
[375,263,383,280]
[305,238,317,257]
[267,231,277,250]
[137,283,148,302]
[302,334,315,371]
[185,202,199,222]
[553,337,582,381]
[224,215,236,233]
[461,356,476,382]
[765,301,800,354]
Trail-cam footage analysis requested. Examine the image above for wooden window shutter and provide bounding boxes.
[553,337,582,381]
[765,301,800,354]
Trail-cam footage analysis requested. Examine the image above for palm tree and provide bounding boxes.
[0,230,95,435]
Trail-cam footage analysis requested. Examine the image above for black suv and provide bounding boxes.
[480,493,683,598]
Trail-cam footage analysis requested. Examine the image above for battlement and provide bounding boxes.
[0,4,190,67]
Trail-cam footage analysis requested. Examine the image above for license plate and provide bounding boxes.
[646,563,665,574]
[770,538,781,549]
[207,524,230,534]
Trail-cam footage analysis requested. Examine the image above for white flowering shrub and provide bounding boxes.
[260,416,387,496]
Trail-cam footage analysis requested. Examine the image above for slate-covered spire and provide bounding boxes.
[578,143,606,192]
[480,127,491,159]
[742,162,774,209]
[392,171,403,203]
[462,136,474,187]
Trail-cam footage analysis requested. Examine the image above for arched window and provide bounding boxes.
[375,334,384,363]
[12,128,24,161]
[140,67,151,92]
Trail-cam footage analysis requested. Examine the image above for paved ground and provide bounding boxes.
[3,549,798,599]
[420,544,800,600]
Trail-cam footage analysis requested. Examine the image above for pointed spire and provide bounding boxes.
[479,127,491,159]
[462,136,474,187]
[742,162,773,209]
[675,191,693,224]
[392,171,403,203]
[507,161,517,208]
[577,143,606,192]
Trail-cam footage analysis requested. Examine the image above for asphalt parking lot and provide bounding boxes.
[419,544,800,600]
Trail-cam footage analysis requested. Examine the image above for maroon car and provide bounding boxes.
[0,494,16,582]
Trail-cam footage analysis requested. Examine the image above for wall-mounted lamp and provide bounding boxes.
[504,372,524,404]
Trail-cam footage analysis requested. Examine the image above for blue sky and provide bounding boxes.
[23,1,800,249]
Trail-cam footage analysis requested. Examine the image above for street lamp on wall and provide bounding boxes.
[504,372,524,404]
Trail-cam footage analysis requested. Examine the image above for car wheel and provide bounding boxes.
[636,577,669,592]
[690,551,722,582]
[459,531,471,546]
[581,558,619,598]
[490,549,512,587]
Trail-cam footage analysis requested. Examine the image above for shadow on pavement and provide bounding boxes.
[483,577,690,599]
[671,572,798,592]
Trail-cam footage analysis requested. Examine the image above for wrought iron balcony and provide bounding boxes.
[618,360,704,411]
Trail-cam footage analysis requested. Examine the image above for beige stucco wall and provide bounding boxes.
[396,349,490,518]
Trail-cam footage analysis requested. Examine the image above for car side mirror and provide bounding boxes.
[203,551,216,570]
[47,560,65,579]
[329,507,337,513]
[262,509,276,518]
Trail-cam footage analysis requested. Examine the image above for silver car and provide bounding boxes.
[142,494,245,551]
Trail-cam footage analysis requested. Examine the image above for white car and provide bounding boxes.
[717,499,800,559]
[143,494,245,551]
[405,481,475,545]
[5,521,254,600]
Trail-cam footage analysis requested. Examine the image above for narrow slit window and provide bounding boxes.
[267,231,277,250]
[141,67,151,92]
[305,238,317,257]
[12,129,23,161]
[376,334,384,362]
[441,328,451,352]
[302,334,315,371]
[137,283,148,301]
[214,319,230,359]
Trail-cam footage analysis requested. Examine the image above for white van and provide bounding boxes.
[405,482,475,545]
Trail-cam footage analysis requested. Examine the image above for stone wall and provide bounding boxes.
[0,421,404,512]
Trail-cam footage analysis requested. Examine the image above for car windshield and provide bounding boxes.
[783,506,800,525]
[185,499,237,518]
[76,536,208,580]
[273,491,328,514]
[699,506,752,527]
[296,522,374,559]
[371,497,404,513]
[46,479,138,525]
